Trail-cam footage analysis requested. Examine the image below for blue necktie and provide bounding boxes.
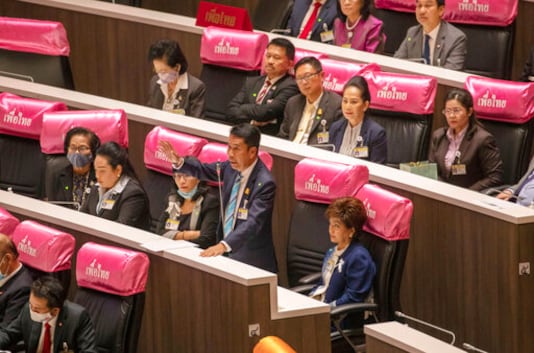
[423,34,431,65]
[223,173,241,237]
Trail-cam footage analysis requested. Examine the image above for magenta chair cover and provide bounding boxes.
[198,142,273,171]
[76,242,149,296]
[464,76,534,124]
[0,17,70,56]
[294,158,369,204]
[263,48,329,76]
[11,220,75,272]
[374,0,517,26]
[356,184,412,241]
[363,71,437,115]
[144,126,208,176]
[40,109,129,154]
[200,26,269,71]
[321,58,380,95]
[0,92,67,140]
[0,207,19,236]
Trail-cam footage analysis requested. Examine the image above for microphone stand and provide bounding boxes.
[395,311,456,345]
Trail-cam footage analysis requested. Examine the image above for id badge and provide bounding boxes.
[352,146,369,158]
[101,199,116,210]
[320,30,334,43]
[317,131,329,144]
[237,208,248,220]
[341,43,352,49]
[451,164,467,175]
[165,218,180,231]
[172,108,186,115]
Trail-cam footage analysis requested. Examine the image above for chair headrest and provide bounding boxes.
[263,48,328,76]
[76,242,149,296]
[356,184,412,240]
[465,76,534,124]
[0,207,19,236]
[11,220,75,272]
[294,158,369,204]
[0,92,67,140]
[40,109,129,154]
[363,71,437,115]
[144,126,208,176]
[374,0,517,26]
[200,26,268,71]
[198,142,273,171]
[0,17,70,56]
[321,58,380,95]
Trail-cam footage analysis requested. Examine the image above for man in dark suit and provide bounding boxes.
[394,0,466,70]
[226,38,299,136]
[159,124,277,273]
[287,0,338,42]
[278,56,342,145]
[0,276,96,353]
[0,233,33,329]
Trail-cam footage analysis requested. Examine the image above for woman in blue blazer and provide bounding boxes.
[329,76,387,164]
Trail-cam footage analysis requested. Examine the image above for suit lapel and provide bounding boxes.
[309,92,328,136]
[289,95,307,140]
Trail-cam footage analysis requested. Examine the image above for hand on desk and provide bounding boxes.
[496,189,512,201]
[200,243,226,257]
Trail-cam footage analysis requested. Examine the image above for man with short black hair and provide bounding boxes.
[0,276,97,353]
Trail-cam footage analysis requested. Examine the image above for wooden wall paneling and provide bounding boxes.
[518,223,534,353]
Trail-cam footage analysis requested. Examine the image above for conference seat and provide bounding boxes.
[320,58,380,95]
[371,8,417,56]
[199,27,268,124]
[0,17,75,89]
[252,0,294,33]
[0,206,19,236]
[362,71,437,167]
[11,220,75,293]
[74,242,149,353]
[143,126,208,232]
[0,92,67,198]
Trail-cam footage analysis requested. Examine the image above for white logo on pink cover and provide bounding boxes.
[376,84,408,102]
[458,0,489,13]
[477,90,507,109]
[214,38,240,56]
[17,235,37,257]
[154,150,171,162]
[85,258,111,280]
[305,174,330,195]
[3,109,32,128]
[323,73,344,93]
[362,199,377,220]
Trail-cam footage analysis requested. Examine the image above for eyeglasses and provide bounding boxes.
[295,71,321,83]
[68,145,91,153]
[173,173,196,181]
[442,108,464,116]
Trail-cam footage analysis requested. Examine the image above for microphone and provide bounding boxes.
[216,160,225,228]
[270,28,291,35]
[395,311,456,345]
[47,201,81,211]
[462,343,489,353]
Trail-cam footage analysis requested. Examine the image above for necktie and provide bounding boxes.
[42,322,51,353]
[223,173,242,237]
[255,79,272,104]
[423,34,431,65]
[298,1,322,39]
[298,104,316,144]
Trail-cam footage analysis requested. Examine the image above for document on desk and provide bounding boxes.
[140,238,197,252]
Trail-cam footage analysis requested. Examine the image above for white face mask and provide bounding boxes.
[29,306,53,323]
[158,71,178,84]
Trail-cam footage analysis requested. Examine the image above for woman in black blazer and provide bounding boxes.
[80,142,150,230]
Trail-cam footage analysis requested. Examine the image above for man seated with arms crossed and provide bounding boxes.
[278,56,342,146]
[226,38,299,136]
[0,276,96,353]
[0,233,33,329]
[158,124,278,273]
[394,0,466,70]
[497,157,534,207]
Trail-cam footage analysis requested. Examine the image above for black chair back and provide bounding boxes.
[372,8,418,56]
[143,169,175,233]
[252,0,294,32]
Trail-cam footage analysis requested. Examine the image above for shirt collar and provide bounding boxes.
[425,22,441,41]
[240,158,258,181]
[0,263,22,287]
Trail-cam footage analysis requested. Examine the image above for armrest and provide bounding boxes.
[330,302,378,318]
[482,185,511,196]
[290,284,315,294]
[298,272,321,285]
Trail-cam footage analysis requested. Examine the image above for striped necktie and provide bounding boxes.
[223,173,242,237]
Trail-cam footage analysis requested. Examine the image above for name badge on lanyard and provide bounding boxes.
[237,189,250,220]
[101,199,116,210]
[165,218,180,230]
[320,24,334,43]
[316,119,329,144]
[451,151,466,175]
[352,136,368,158]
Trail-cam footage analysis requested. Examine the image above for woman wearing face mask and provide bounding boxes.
[154,153,219,249]
[80,142,150,230]
[45,127,100,209]
[146,39,206,118]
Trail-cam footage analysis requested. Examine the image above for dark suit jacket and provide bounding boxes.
[0,300,97,353]
[428,123,504,191]
[226,74,299,136]
[520,46,534,82]
[287,0,338,42]
[0,266,33,329]
[279,90,342,145]
[80,178,151,230]
[328,116,387,164]
[146,73,206,118]
[155,189,219,249]
[178,157,278,273]
[44,156,96,206]
[394,20,467,71]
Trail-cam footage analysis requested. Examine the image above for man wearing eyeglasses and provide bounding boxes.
[394,0,466,70]
[278,56,342,145]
